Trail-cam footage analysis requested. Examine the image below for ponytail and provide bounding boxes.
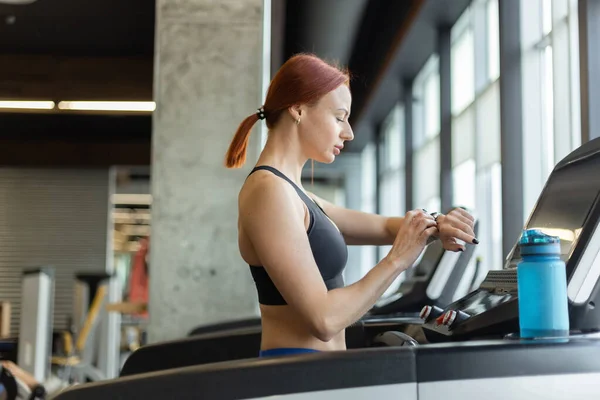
[224,114,259,168]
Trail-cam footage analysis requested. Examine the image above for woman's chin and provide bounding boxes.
[320,154,336,164]
[309,152,336,164]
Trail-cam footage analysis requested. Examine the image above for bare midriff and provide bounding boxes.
[259,303,346,352]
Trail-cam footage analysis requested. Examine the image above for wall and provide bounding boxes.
[0,168,110,336]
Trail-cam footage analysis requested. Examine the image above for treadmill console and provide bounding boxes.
[422,137,600,342]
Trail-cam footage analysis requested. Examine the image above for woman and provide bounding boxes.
[225,54,477,357]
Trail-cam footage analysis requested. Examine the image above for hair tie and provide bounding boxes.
[256,106,266,120]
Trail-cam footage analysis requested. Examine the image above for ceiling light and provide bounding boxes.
[58,101,156,112]
[0,1,39,4]
[0,100,55,110]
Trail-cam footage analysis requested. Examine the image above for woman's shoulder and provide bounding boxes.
[239,171,305,225]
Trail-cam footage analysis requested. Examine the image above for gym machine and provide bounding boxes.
[51,273,113,383]
[17,268,55,385]
[421,136,600,343]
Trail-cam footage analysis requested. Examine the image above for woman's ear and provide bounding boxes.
[288,104,303,122]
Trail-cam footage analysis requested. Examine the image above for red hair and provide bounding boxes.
[224,53,351,168]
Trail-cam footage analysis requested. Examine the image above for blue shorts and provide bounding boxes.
[259,348,320,357]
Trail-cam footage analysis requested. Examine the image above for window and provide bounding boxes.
[377,105,406,295]
[378,104,405,218]
[360,142,378,277]
[487,0,500,81]
[451,105,475,209]
[474,162,503,276]
[413,55,441,211]
[452,8,475,115]
[414,138,440,210]
[542,44,555,177]
[453,159,476,211]
[449,1,503,279]
[424,73,441,140]
[520,0,581,219]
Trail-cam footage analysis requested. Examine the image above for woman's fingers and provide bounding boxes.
[441,236,466,252]
[441,226,477,245]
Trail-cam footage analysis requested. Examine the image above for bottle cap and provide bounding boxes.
[519,229,561,255]
[519,229,560,245]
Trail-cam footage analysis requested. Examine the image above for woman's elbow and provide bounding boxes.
[310,317,338,342]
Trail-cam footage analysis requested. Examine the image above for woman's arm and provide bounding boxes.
[307,191,401,245]
[309,192,477,249]
[240,177,437,342]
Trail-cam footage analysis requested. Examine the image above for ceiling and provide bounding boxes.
[0,0,154,166]
[0,0,155,56]
[0,0,467,166]
[283,0,369,66]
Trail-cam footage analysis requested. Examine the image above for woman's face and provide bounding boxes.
[297,84,354,163]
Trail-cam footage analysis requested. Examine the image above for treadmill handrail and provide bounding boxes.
[120,328,262,377]
[59,348,417,400]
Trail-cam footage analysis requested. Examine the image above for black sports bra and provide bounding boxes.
[246,166,348,305]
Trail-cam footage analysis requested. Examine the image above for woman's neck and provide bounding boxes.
[256,130,308,186]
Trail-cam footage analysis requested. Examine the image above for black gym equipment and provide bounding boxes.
[188,318,260,336]
[0,361,47,400]
[422,136,600,343]
[119,325,262,377]
[0,366,18,400]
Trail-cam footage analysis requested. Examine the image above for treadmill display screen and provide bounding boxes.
[459,290,513,316]
[506,156,600,269]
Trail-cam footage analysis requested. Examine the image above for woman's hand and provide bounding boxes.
[385,209,438,270]
[435,208,477,252]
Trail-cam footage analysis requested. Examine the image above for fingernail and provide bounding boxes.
[472,238,479,245]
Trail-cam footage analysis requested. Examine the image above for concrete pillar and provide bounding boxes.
[148,0,270,343]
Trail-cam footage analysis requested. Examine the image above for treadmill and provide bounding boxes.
[421,136,600,343]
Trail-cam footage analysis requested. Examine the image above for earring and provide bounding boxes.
[296,117,301,125]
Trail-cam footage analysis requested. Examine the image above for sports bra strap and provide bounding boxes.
[248,166,309,201]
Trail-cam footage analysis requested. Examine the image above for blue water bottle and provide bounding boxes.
[517,229,570,338]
